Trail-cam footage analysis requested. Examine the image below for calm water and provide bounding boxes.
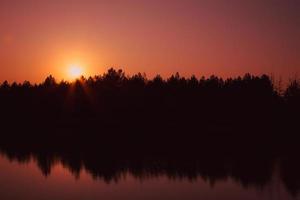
[0,154,299,200]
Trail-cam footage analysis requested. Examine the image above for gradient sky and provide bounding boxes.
[0,0,299,82]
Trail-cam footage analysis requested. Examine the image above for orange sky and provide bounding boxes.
[0,0,299,83]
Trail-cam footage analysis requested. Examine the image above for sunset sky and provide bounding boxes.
[0,0,299,83]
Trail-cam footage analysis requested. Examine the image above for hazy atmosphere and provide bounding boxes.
[0,0,299,82]
[1,1,300,200]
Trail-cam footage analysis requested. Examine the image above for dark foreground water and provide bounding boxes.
[0,154,299,200]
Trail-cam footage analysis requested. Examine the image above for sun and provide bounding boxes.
[68,65,84,79]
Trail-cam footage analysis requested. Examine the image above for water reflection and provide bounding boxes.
[0,150,300,200]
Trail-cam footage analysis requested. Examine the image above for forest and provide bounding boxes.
[0,68,299,150]
[0,68,299,125]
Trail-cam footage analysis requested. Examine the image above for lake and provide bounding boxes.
[0,154,298,200]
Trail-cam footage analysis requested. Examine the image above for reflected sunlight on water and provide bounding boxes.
[0,155,298,200]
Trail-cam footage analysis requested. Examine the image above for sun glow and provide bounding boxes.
[68,65,84,79]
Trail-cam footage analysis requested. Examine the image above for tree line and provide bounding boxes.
[0,68,299,126]
[0,68,299,151]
